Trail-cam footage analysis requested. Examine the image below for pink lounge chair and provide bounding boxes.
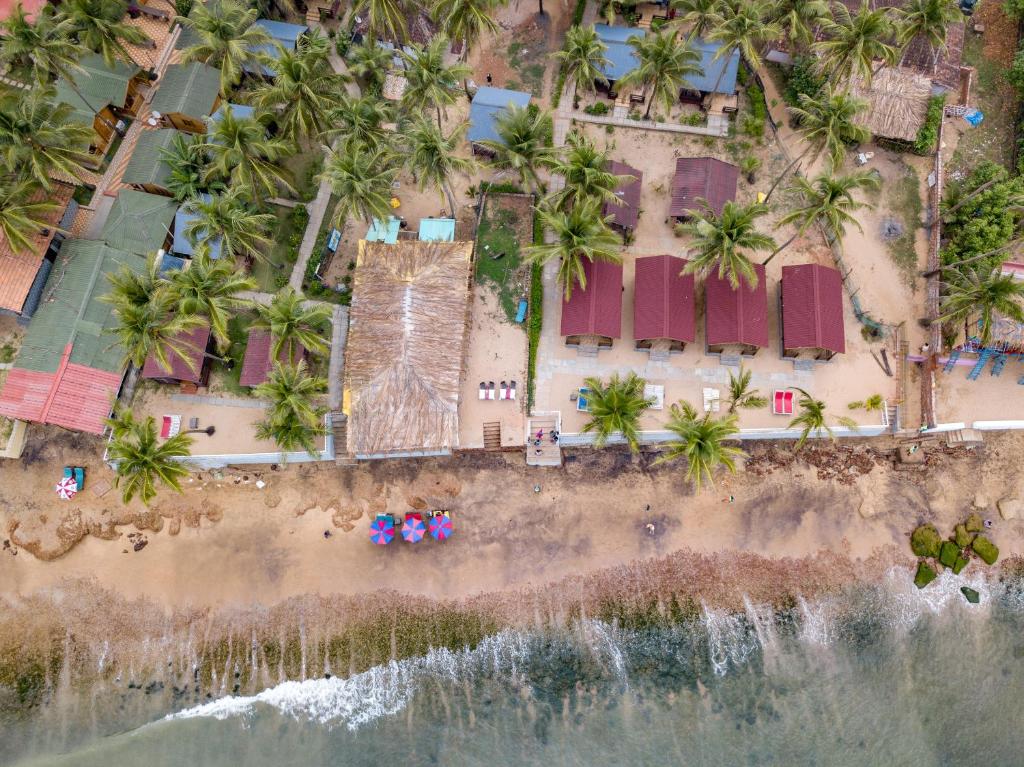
[509,380,516,400]
[773,390,793,416]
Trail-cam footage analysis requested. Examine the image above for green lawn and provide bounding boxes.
[252,204,304,293]
[884,161,924,290]
[283,149,324,203]
[475,198,531,323]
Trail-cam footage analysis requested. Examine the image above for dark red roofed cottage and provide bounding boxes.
[781,263,845,361]
[633,255,695,352]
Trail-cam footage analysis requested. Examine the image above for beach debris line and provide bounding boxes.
[911,513,998,597]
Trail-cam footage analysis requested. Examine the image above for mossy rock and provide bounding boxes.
[911,524,942,558]
[972,535,999,565]
[953,524,974,549]
[952,555,970,575]
[938,540,960,568]
[914,561,937,589]
[960,586,980,604]
[965,513,984,533]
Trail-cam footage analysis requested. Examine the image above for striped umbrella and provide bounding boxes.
[55,476,78,500]
[370,516,394,545]
[401,514,426,543]
[428,513,453,541]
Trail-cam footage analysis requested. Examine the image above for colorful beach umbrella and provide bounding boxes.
[370,516,394,545]
[401,515,426,543]
[55,476,77,500]
[429,513,453,541]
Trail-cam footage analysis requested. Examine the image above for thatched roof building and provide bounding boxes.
[849,68,933,143]
[343,239,474,458]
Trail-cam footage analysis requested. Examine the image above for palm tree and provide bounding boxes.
[768,170,878,261]
[204,106,295,198]
[254,360,328,456]
[619,30,702,119]
[320,143,400,226]
[476,103,554,192]
[940,264,1024,348]
[707,0,779,94]
[401,116,477,215]
[345,39,394,93]
[0,89,92,188]
[0,5,85,86]
[772,0,829,53]
[788,85,870,170]
[59,0,149,67]
[0,176,62,254]
[788,387,857,449]
[655,401,743,490]
[726,365,767,413]
[324,93,395,153]
[351,0,406,44]
[526,198,622,300]
[814,1,897,86]
[579,372,653,452]
[680,201,776,290]
[161,133,220,202]
[104,257,207,372]
[178,0,272,93]
[896,0,961,70]
[252,30,344,143]
[431,0,499,61]
[252,288,332,363]
[400,36,470,129]
[181,190,275,264]
[106,409,193,505]
[545,131,633,211]
[554,25,611,93]
[168,252,255,351]
[670,0,722,41]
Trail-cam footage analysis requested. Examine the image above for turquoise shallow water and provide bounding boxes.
[6,569,1024,767]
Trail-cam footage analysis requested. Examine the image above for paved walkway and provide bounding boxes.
[327,305,349,410]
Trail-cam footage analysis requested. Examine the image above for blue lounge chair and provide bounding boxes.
[515,297,528,323]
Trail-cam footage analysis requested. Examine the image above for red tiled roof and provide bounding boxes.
[705,263,769,349]
[238,328,306,387]
[560,259,623,339]
[669,157,738,218]
[603,161,642,230]
[0,183,73,313]
[781,263,845,355]
[141,325,211,383]
[633,255,694,343]
[0,345,121,433]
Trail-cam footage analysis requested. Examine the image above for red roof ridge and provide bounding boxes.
[38,343,73,425]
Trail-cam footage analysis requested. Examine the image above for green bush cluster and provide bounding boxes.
[526,216,544,410]
[744,80,767,139]
[583,101,610,116]
[941,161,1024,266]
[911,524,941,558]
[1008,0,1024,17]
[972,535,999,565]
[783,56,824,107]
[912,95,945,156]
[911,515,999,591]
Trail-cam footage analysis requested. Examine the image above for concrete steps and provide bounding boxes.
[329,411,356,465]
[483,421,501,450]
[526,415,561,466]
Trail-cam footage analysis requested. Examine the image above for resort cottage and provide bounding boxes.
[248,20,309,77]
[593,24,641,99]
[848,68,935,144]
[239,329,306,388]
[604,160,642,235]
[669,157,739,221]
[780,264,846,362]
[172,194,222,260]
[467,87,531,155]
[141,324,214,388]
[560,259,623,351]
[633,255,694,354]
[149,62,221,133]
[100,191,178,258]
[121,128,180,196]
[704,263,769,357]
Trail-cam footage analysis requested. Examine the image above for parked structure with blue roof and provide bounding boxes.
[467,87,531,152]
[208,103,256,128]
[688,39,740,95]
[594,24,643,87]
[247,19,309,77]
[418,218,455,242]
[173,194,224,260]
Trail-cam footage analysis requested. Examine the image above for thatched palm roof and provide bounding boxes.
[343,239,474,457]
[849,68,933,143]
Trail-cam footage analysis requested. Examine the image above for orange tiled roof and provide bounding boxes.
[0,183,74,313]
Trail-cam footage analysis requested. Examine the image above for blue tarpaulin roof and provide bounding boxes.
[688,38,739,95]
[418,218,455,242]
[173,194,224,259]
[467,86,531,144]
[209,103,255,127]
[247,19,308,76]
[366,216,400,244]
[595,24,644,82]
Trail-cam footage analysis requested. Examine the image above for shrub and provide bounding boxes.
[526,215,544,410]
[954,523,974,549]
[584,101,610,116]
[910,524,942,558]
[972,535,999,565]
[912,95,945,155]
[740,113,764,139]
[914,562,937,589]
[1006,0,1024,19]
[784,56,824,106]
[938,540,960,568]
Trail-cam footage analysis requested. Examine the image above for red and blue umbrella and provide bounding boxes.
[429,513,453,541]
[370,515,394,545]
[402,514,426,543]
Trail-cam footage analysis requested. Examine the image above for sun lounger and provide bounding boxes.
[500,380,508,400]
[702,387,720,413]
[515,298,528,323]
[773,389,793,415]
[509,380,516,400]
[487,381,496,400]
[160,414,181,438]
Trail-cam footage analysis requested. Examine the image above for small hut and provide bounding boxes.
[849,68,933,143]
[633,255,694,353]
[239,329,306,388]
[141,325,213,386]
[604,161,642,234]
[670,157,739,221]
[560,259,623,349]
[121,128,179,196]
[705,263,769,356]
[100,190,178,258]
[467,87,531,155]
[150,63,221,133]
[781,264,845,361]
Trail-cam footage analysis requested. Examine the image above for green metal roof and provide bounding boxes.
[53,53,140,125]
[122,128,180,187]
[16,240,144,374]
[100,190,178,257]
[150,62,220,118]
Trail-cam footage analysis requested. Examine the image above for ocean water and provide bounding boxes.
[5,568,1024,767]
